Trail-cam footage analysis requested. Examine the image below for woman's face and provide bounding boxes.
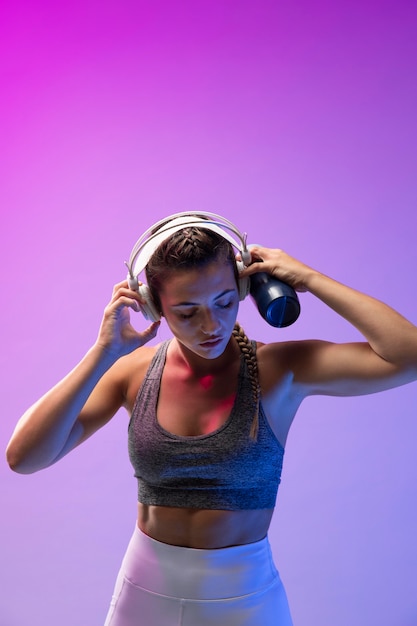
[159,258,240,360]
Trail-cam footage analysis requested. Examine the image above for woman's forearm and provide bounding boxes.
[6,280,161,474]
[244,245,417,368]
[304,269,417,365]
[6,345,118,474]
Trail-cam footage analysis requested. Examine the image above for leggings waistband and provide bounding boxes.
[121,525,279,600]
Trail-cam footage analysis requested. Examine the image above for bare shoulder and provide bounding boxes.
[255,339,306,386]
[85,344,160,419]
[118,343,160,411]
[255,339,334,392]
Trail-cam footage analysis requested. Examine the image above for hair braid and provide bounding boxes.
[178,229,199,253]
[232,322,260,440]
[145,226,237,313]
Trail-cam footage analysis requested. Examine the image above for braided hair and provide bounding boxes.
[232,322,260,440]
[145,225,237,311]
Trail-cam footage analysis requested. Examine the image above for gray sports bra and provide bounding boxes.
[128,340,284,510]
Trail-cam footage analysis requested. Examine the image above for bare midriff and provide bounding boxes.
[137,503,274,549]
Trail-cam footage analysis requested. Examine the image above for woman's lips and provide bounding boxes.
[200,337,222,347]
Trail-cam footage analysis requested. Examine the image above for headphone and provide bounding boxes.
[125,211,253,322]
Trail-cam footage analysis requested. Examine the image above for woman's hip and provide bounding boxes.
[104,525,293,625]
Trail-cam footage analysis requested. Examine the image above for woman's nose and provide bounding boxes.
[200,309,221,334]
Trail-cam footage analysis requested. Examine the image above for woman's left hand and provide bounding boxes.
[240,245,314,292]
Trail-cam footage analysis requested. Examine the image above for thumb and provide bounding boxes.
[141,320,161,342]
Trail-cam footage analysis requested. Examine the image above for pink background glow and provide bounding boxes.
[1,1,416,624]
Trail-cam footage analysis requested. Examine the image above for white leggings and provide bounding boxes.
[104,525,293,626]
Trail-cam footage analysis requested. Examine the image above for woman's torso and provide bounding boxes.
[122,338,301,549]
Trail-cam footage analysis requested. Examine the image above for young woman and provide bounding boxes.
[6,213,417,626]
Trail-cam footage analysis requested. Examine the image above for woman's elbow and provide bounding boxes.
[5,441,47,474]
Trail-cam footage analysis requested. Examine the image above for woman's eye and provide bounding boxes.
[179,311,196,320]
[177,300,233,319]
[218,301,233,310]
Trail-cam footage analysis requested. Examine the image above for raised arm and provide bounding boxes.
[6,281,160,474]
[243,247,417,396]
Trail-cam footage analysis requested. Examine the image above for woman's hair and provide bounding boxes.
[145,225,260,440]
[145,225,236,310]
[232,322,260,440]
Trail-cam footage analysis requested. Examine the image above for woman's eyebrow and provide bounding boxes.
[172,289,235,308]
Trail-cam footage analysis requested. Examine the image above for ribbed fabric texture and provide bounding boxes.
[128,340,284,510]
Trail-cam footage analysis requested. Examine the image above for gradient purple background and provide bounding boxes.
[1,1,417,624]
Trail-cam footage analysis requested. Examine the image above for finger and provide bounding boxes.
[110,285,145,306]
[142,320,161,340]
[106,294,141,313]
[239,262,266,277]
[111,279,130,294]
[111,281,145,300]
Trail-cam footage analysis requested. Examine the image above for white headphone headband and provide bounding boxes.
[126,211,251,280]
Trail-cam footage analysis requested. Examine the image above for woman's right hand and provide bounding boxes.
[7,280,160,473]
[95,281,160,359]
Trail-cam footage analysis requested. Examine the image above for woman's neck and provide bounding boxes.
[169,336,240,378]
